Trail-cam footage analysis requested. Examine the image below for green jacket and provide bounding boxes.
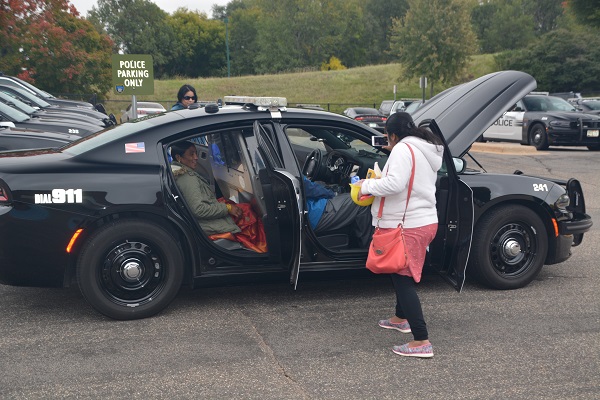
[171,162,240,235]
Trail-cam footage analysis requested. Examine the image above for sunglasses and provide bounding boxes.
[183,96,197,101]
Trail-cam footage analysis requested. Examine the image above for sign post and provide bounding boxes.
[419,76,427,102]
[112,54,154,121]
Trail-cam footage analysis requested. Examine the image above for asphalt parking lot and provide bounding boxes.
[0,143,598,399]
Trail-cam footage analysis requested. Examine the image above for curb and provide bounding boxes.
[470,142,541,155]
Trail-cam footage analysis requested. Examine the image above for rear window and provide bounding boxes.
[379,101,394,114]
[60,122,145,155]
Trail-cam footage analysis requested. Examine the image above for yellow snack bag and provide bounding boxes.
[366,162,382,179]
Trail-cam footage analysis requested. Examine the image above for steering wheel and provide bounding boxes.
[302,149,323,181]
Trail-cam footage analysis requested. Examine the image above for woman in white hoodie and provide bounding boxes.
[359,112,443,358]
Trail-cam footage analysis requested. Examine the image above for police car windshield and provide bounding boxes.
[583,100,600,110]
[0,101,30,122]
[0,92,37,114]
[1,86,52,108]
[524,96,577,112]
[9,75,54,98]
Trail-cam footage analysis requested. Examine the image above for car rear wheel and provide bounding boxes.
[529,123,549,150]
[77,219,184,320]
[469,205,547,290]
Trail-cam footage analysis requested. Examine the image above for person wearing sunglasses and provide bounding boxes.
[171,84,198,110]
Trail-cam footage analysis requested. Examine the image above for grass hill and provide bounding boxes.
[106,54,498,116]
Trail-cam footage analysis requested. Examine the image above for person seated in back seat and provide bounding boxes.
[303,176,373,248]
[171,140,267,252]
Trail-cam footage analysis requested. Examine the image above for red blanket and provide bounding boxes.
[208,198,268,253]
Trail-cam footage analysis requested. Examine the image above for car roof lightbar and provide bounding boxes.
[223,96,287,108]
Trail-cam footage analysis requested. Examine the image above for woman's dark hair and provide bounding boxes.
[384,112,442,145]
[176,84,197,103]
[171,140,195,159]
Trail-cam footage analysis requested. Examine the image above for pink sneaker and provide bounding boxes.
[378,319,411,334]
[392,343,434,358]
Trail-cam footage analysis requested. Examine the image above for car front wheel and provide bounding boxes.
[77,219,184,320]
[469,205,548,290]
[529,123,549,150]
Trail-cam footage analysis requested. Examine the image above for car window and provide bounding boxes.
[143,103,165,109]
[61,122,138,155]
[211,131,245,172]
[286,125,383,155]
[286,127,327,151]
[0,101,30,122]
[404,101,423,114]
[524,96,576,112]
[0,92,36,114]
[582,100,600,110]
[1,86,51,108]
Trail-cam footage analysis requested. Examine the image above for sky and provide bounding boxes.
[69,0,231,18]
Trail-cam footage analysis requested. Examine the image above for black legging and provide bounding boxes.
[390,274,428,341]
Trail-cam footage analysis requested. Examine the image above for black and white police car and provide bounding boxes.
[0,71,592,320]
[482,93,600,150]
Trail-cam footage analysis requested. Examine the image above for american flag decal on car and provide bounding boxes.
[125,142,145,153]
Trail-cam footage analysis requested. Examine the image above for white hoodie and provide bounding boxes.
[361,136,443,229]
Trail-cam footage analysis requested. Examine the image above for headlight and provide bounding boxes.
[555,193,570,211]
[549,120,571,128]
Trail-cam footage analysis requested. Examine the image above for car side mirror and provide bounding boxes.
[453,158,466,173]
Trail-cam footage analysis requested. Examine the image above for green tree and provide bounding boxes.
[524,0,565,34]
[166,9,226,78]
[251,0,366,74]
[361,0,410,64]
[88,0,177,78]
[471,0,536,53]
[0,0,112,96]
[495,28,600,92]
[568,0,600,27]
[226,2,262,76]
[0,0,26,74]
[390,0,477,94]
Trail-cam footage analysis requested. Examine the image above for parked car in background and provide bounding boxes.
[572,99,600,115]
[343,107,387,132]
[0,125,77,151]
[404,100,424,114]
[378,100,395,116]
[0,91,106,128]
[120,102,167,123]
[389,100,406,115]
[0,71,593,321]
[550,91,581,102]
[0,85,116,127]
[0,102,103,138]
[482,94,600,150]
[295,104,325,111]
[0,73,96,110]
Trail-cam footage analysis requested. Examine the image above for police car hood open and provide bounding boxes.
[411,70,536,157]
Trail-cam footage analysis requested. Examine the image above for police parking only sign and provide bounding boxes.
[111,54,154,95]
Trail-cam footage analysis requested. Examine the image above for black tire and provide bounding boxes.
[529,123,549,150]
[469,205,547,290]
[587,145,600,151]
[77,219,184,320]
